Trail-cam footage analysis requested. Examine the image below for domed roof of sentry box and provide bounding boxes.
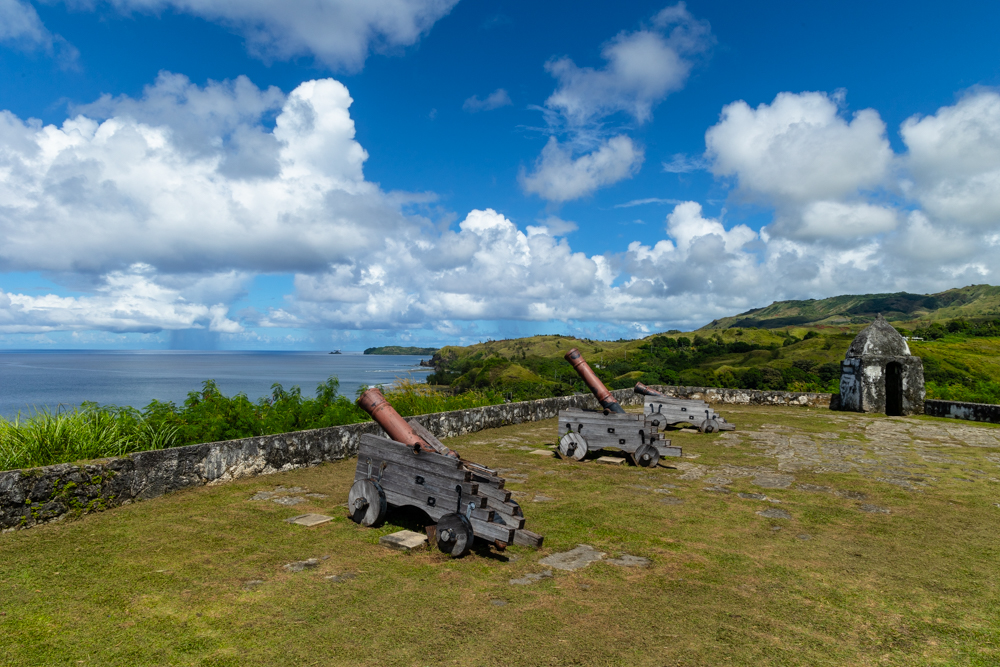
[846,314,911,358]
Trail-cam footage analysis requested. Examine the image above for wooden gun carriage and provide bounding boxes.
[557,348,681,466]
[635,383,736,433]
[349,388,543,557]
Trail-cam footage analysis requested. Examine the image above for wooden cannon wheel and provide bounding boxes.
[348,479,387,527]
[633,443,659,468]
[436,512,475,557]
[698,418,721,434]
[558,432,589,461]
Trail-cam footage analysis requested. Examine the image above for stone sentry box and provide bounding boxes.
[838,314,925,416]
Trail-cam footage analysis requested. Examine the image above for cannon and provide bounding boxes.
[557,348,681,466]
[350,388,543,557]
[635,382,736,433]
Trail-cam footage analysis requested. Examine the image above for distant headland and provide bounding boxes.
[363,346,439,355]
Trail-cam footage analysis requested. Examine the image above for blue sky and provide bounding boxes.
[1,1,999,350]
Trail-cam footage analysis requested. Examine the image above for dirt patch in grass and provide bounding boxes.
[2,406,999,665]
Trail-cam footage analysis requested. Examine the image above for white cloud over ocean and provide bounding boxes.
[2,74,1000,339]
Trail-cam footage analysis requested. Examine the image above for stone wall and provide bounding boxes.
[0,389,642,531]
[0,384,881,532]
[647,385,834,407]
[924,399,1000,425]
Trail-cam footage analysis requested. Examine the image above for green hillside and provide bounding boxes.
[702,284,1000,330]
[425,315,1000,405]
[363,346,438,355]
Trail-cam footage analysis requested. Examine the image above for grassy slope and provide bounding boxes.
[703,284,1000,330]
[1,408,998,666]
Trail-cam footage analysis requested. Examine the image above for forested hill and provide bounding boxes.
[363,346,439,355]
[701,285,1000,330]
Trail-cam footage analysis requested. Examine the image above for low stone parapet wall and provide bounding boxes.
[647,385,834,408]
[1,388,644,531]
[924,399,1000,425]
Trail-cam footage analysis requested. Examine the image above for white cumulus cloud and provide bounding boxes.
[901,90,1000,227]
[544,2,712,126]
[0,73,404,276]
[62,0,457,69]
[520,135,643,202]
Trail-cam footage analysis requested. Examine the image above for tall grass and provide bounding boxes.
[0,377,503,472]
[0,404,178,472]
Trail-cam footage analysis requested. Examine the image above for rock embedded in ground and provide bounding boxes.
[738,492,767,500]
[539,544,606,571]
[325,573,356,583]
[532,495,555,503]
[242,579,265,590]
[703,486,731,494]
[283,559,319,573]
[756,508,792,520]
[509,570,553,585]
[249,491,273,501]
[272,496,306,506]
[660,497,684,505]
[859,504,891,514]
[379,530,428,552]
[607,554,651,567]
[797,484,831,493]
[490,599,507,606]
[752,474,795,489]
[796,534,811,540]
[837,490,867,500]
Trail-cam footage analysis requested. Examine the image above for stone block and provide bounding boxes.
[595,456,626,465]
[379,530,428,552]
[285,513,333,527]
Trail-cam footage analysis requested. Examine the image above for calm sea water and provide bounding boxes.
[0,351,432,419]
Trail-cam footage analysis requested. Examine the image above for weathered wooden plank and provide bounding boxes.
[469,472,505,489]
[486,498,522,517]
[360,434,463,471]
[512,529,544,548]
[358,441,470,482]
[382,487,448,521]
[559,409,644,424]
[469,507,495,522]
[492,513,525,529]
[406,418,449,452]
[474,484,511,503]
[469,517,515,543]
[656,444,683,457]
[353,469,483,508]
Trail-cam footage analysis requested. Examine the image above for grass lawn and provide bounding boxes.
[2,406,999,666]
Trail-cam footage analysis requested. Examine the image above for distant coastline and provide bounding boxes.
[363,346,438,355]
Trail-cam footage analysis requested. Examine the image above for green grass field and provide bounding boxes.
[2,406,999,666]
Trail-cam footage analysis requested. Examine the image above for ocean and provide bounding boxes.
[0,351,433,419]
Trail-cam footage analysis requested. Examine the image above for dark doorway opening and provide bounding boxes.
[885,362,903,416]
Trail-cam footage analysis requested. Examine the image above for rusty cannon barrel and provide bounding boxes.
[357,387,458,458]
[634,382,664,397]
[564,348,626,414]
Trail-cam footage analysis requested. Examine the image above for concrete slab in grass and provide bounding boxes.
[596,456,626,466]
[285,514,333,527]
[529,449,555,457]
[379,530,428,552]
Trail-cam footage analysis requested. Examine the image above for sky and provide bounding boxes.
[0,1,999,350]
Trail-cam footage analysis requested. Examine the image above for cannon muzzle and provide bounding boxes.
[634,382,664,397]
[357,387,459,458]
[564,348,626,414]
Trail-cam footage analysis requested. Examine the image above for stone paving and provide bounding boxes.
[675,414,1000,499]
